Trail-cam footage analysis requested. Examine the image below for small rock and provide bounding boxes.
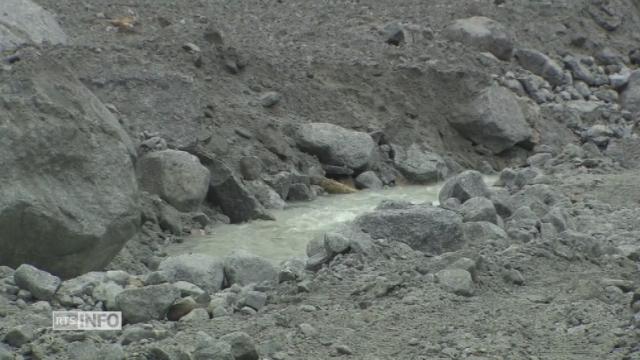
[260,92,281,108]
[354,171,383,190]
[335,344,353,355]
[3,325,34,347]
[224,250,278,286]
[13,264,61,301]
[183,42,201,53]
[502,268,525,285]
[243,291,267,311]
[159,254,224,293]
[460,197,498,224]
[173,281,210,304]
[193,341,234,360]
[278,258,306,283]
[299,323,318,337]
[180,308,209,322]
[220,331,259,360]
[324,232,351,255]
[435,269,474,296]
[383,22,404,46]
[239,156,263,180]
[115,284,181,323]
[167,296,198,321]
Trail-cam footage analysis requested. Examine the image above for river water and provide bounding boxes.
[167,183,447,262]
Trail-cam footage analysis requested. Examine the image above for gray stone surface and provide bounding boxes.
[436,269,474,296]
[0,58,139,279]
[439,170,491,204]
[355,205,464,254]
[137,149,210,212]
[224,250,278,286]
[296,123,375,169]
[13,264,61,301]
[443,16,513,60]
[115,284,181,323]
[0,0,67,51]
[158,254,225,293]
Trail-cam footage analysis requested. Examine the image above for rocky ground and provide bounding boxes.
[1,0,640,359]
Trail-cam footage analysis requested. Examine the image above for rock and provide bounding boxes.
[224,250,278,286]
[13,264,60,301]
[299,323,318,337]
[324,232,351,255]
[383,22,404,46]
[609,68,631,90]
[596,47,623,65]
[295,123,375,169]
[167,296,198,321]
[245,180,286,210]
[262,172,292,200]
[460,197,498,224]
[287,183,316,201]
[462,221,509,248]
[527,153,552,168]
[259,92,281,108]
[606,138,640,169]
[621,70,640,115]
[439,170,491,204]
[335,344,354,355]
[0,0,67,51]
[239,156,263,181]
[120,325,170,345]
[173,281,210,304]
[392,144,448,184]
[436,269,474,296]
[115,284,181,323]
[243,291,267,311]
[0,58,139,279]
[564,56,599,86]
[316,178,356,194]
[306,236,333,271]
[220,332,259,360]
[515,49,567,87]
[443,16,513,60]
[137,149,210,212]
[193,341,234,360]
[0,345,12,360]
[278,258,305,283]
[158,254,225,293]
[355,205,463,254]
[2,325,34,347]
[206,159,273,223]
[502,269,525,285]
[449,84,533,154]
[355,171,383,190]
[630,48,640,65]
[92,282,124,311]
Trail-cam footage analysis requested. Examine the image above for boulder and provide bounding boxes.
[439,170,491,205]
[436,269,474,296]
[606,138,640,169]
[223,250,278,286]
[295,123,375,169]
[137,150,210,212]
[262,172,292,200]
[462,221,509,248]
[448,85,533,154]
[193,341,234,360]
[514,49,567,87]
[13,264,60,301]
[220,332,259,360]
[443,16,513,60]
[621,70,640,115]
[92,282,124,311]
[355,205,463,254]
[206,159,273,223]
[393,144,448,184]
[0,57,139,279]
[0,0,67,51]
[245,180,286,210]
[158,254,224,293]
[460,197,498,224]
[355,171,383,190]
[239,156,262,180]
[115,284,181,323]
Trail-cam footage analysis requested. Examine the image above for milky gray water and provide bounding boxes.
[167,183,448,262]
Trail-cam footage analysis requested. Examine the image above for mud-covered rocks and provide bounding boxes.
[443,16,513,60]
[295,123,375,170]
[206,159,273,223]
[158,254,225,293]
[0,0,67,51]
[115,284,181,323]
[223,250,278,286]
[449,85,533,154]
[439,170,491,204]
[355,205,463,254]
[0,58,139,279]
[13,264,60,301]
[460,197,498,224]
[392,144,448,184]
[137,149,210,212]
[515,48,567,86]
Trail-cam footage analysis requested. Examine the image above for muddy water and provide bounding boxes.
[168,183,452,262]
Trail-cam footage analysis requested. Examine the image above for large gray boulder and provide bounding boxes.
[355,205,464,254]
[158,254,225,293]
[439,170,491,205]
[0,58,139,279]
[0,0,67,52]
[206,159,273,223]
[515,49,567,87]
[223,250,278,286]
[448,85,533,154]
[137,150,210,212]
[295,123,375,169]
[460,197,498,224]
[443,16,513,60]
[115,284,181,323]
[393,144,448,184]
[621,70,640,115]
